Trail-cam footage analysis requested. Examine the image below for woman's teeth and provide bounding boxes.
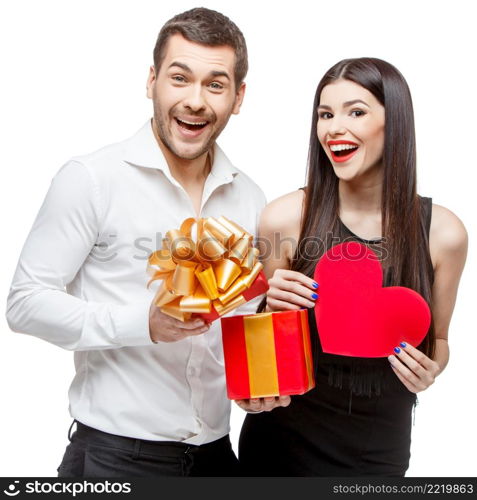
[330,144,359,157]
[330,144,358,152]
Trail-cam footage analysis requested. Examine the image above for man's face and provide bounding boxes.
[147,34,245,161]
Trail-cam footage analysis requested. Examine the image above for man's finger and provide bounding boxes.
[262,397,277,411]
[278,396,291,407]
[249,398,263,411]
[177,318,207,330]
[179,324,210,336]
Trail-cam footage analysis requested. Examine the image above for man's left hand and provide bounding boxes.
[235,396,291,413]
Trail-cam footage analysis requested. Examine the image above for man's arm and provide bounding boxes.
[6,160,152,351]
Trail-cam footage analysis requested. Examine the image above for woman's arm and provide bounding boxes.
[389,204,468,392]
[235,190,315,413]
[428,204,468,369]
[258,190,319,311]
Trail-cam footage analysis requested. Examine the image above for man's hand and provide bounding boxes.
[149,303,210,343]
[235,396,291,413]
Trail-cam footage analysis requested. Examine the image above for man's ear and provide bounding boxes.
[146,65,156,99]
[232,82,246,115]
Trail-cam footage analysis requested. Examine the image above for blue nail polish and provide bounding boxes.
[311,293,318,300]
[312,282,319,289]
[400,342,407,348]
[394,346,401,354]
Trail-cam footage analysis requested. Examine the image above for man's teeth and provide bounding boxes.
[177,118,207,126]
[330,144,358,152]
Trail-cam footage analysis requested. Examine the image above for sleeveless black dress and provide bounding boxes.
[239,197,434,477]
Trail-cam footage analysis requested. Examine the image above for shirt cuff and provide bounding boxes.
[113,302,153,347]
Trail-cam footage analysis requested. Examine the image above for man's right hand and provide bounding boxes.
[149,303,210,343]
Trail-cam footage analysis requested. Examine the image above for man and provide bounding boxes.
[6,8,288,477]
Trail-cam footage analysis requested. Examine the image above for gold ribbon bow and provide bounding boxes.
[147,216,263,321]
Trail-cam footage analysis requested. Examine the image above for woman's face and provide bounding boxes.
[317,79,385,182]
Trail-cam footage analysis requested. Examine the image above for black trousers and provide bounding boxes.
[57,421,239,477]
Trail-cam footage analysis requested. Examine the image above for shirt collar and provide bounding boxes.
[122,120,238,185]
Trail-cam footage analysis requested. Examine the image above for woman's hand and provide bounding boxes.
[266,269,319,311]
[388,342,441,393]
[235,396,291,413]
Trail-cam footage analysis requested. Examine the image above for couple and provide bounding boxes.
[6,8,467,477]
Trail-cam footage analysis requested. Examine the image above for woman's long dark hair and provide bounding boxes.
[292,58,435,357]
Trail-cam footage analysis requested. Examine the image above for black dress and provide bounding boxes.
[239,198,433,477]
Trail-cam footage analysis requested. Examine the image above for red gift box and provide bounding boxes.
[221,309,315,400]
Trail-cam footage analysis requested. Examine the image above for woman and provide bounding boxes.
[237,58,467,476]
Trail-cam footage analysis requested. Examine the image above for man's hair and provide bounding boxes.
[153,7,248,89]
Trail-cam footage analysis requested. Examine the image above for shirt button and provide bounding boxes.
[188,367,196,377]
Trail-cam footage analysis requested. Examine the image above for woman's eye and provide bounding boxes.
[351,109,365,117]
[318,112,333,120]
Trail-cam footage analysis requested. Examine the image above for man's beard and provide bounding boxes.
[152,103,218,161]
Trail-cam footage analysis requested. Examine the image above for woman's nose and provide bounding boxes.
[328,116,346,136]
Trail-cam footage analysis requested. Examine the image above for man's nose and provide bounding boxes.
[183,84,206,112]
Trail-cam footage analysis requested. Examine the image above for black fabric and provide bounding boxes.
[239,197,433,477]
[57,421,239,477]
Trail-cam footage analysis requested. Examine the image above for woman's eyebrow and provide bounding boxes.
[343,99,370,108]
[318,99,371,110]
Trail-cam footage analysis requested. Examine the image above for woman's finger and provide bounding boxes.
[390,363,418,393]
[270,278,319,302]
[268,288,315,308]
[392,346,427,378]
[274,269,318,291]
[398,342,437,372]
[267,297,304,311]
[388,355,421,387]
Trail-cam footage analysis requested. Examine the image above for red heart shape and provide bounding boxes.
[313,242,431,357]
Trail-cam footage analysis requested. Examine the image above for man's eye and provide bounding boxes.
[172,75,186,83]
[351,110,365,117]
[318,112,333,120]
[209,82,224,90]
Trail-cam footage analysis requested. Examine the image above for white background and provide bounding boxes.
[1,0,475,477]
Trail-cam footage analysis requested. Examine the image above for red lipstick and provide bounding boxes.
[328,140,359,164]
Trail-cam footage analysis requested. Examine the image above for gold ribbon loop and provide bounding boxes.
[147,216,261,321]
[172,262,197,296]
[215,259,242,292]
[195,265,219,300]
[180,285,211,314]
[199,229,227,261]
[204,217,234,247]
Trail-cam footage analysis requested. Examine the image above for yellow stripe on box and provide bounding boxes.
[244,313,280,397]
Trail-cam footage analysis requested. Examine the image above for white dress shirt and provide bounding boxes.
[6,120,266,444]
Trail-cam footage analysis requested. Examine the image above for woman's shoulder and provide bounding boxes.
[259,189,305,235]
[430,203,468,262]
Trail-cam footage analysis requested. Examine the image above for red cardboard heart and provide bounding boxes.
[314,242,431,357]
